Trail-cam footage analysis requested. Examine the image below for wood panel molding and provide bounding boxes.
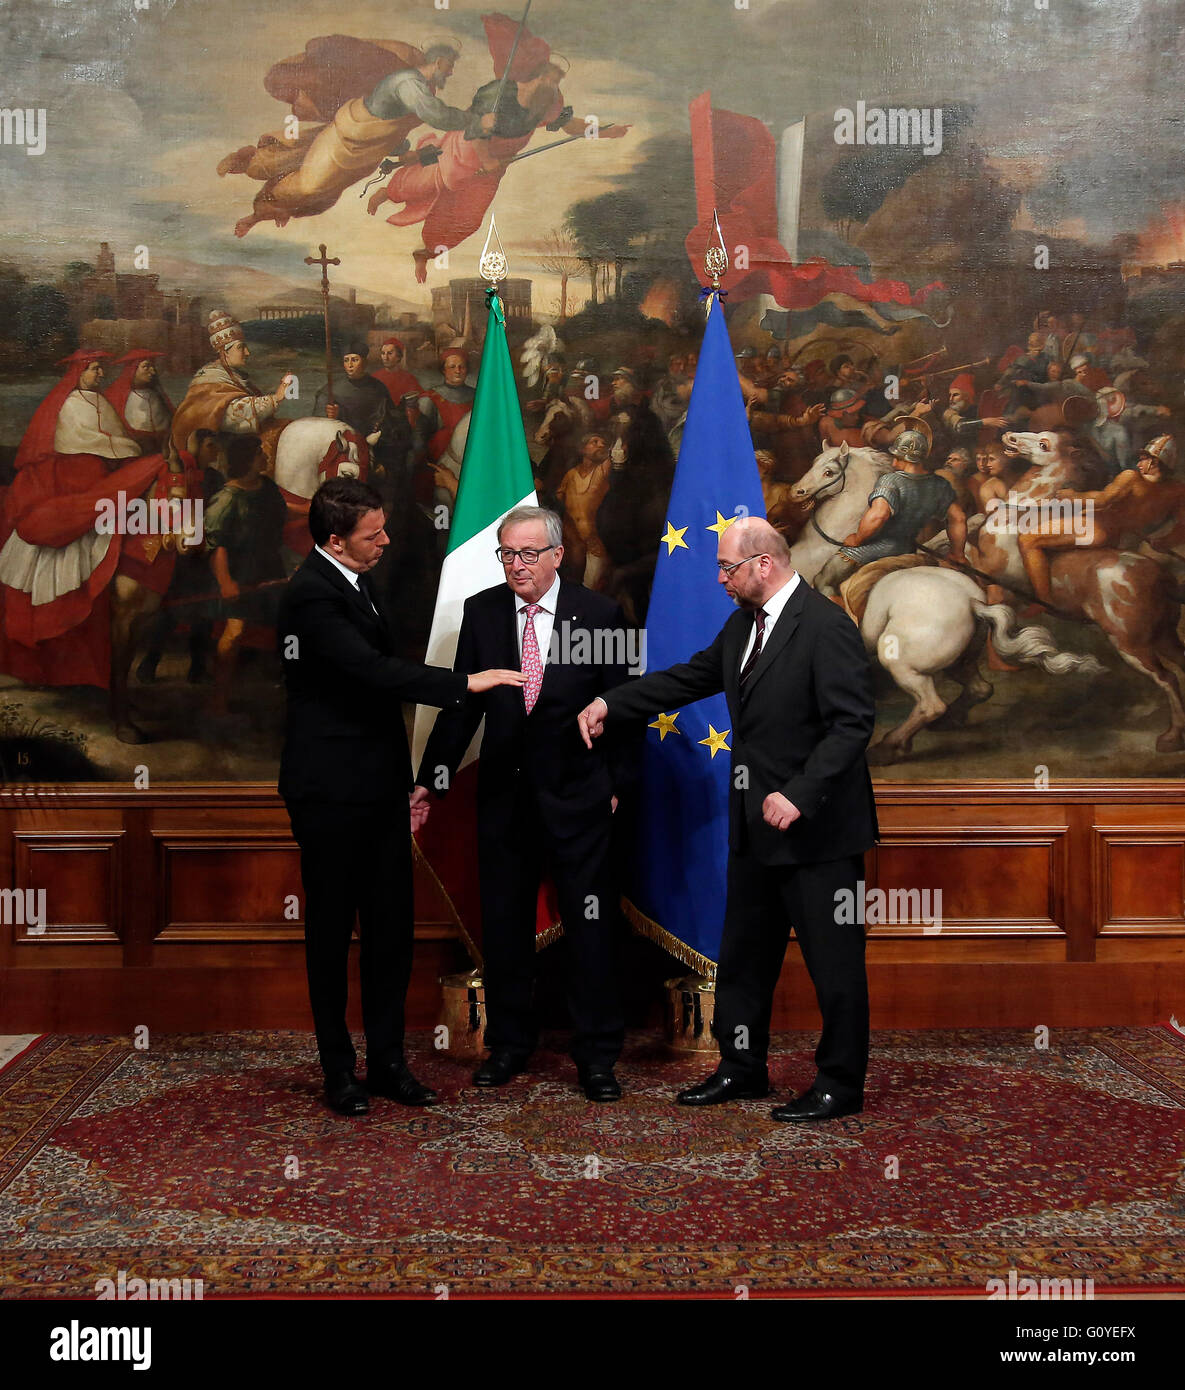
[1,780,1183,1029]
[867,823,1068,937]
[155,831,302,943]
[1093,826,1185,937]
[10,830,123,946]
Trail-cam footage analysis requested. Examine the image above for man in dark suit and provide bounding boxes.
[579,516,878,1121]
[413,506,636,1101]
[278,477,524,1117]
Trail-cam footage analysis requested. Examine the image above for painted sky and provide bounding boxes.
[2,0,1184,309]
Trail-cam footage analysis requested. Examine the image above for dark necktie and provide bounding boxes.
[739,608,767,691]
[357,572,378,616]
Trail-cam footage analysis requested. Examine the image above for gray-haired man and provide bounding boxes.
[413,507,638,1101]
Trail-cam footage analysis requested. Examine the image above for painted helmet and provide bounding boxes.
[889,429,930,464]
[827,387,866,415]
[1141,434,1177,471]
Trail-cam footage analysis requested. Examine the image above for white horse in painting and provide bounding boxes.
[272,418,376,499]
[789,442,1103,762]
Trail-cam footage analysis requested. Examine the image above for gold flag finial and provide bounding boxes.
[704,209,728,289]
[479,215,509,284]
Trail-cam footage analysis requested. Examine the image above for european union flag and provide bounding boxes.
[624,293,766,973]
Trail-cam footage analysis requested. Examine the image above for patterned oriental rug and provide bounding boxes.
[1,1028,1183,1299]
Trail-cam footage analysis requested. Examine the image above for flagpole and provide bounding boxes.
[412,214,541,981]
[651,209,737,1024]
[620,207,766,1004]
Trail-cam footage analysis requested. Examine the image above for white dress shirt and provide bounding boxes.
[317,545,378,613]
[515,572,560,671]
[739,571,801,671]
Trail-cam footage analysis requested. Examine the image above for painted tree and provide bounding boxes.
[536,227,582,321]
[564,192,647,307]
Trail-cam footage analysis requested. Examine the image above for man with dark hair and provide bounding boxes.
[829,354,859,387]
[313,342,411,497]
[205,433,288,714]
[373,338,422,424]
[315,342,423,635]
[278,477,525,1115]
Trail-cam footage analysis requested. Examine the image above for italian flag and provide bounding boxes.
[412,288,545,964]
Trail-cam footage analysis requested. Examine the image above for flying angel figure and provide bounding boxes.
[218,35,497,238]
[365,12,630,281]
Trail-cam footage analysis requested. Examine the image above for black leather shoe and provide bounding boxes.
[577,1065,622,1102]
[473,1051,527,1087]
[324,1070,369,1116]
[367,1060,437,1106]
[676,1071,770,1106]
[771,1088,862,1122]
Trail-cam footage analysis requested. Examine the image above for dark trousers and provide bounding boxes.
[714,850,869,1099]
[286,799,412,1076]
[477,783,625,1068]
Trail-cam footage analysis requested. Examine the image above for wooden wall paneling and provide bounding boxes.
[155,830,305,945]
[5,803,127,969]
[1,782,1184,1031]
[866,820,1068,937]
[1091,803,1185,941]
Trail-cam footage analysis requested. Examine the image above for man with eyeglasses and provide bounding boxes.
[578,517,879,1122]
[413,506,637,1101]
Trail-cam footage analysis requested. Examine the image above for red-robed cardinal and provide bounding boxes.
[105,349,174,453]
[0,350,176,688]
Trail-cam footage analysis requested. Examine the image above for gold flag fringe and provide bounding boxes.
[535,921,564,951]
[620,896,718,981]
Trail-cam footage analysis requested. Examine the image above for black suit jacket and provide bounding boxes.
[417,580,637,832]
[278,548,467,804]
[603,579,879,866]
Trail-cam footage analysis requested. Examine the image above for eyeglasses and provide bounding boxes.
[495,545,557,565]
[717,554,767,575]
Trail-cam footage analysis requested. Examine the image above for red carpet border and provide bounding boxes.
[1,1028,1183,1298]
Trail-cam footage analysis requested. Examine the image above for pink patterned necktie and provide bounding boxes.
[521,602,543,713]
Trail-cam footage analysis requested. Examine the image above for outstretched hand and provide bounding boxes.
[467,668,527,694]
[578,696,608,749]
